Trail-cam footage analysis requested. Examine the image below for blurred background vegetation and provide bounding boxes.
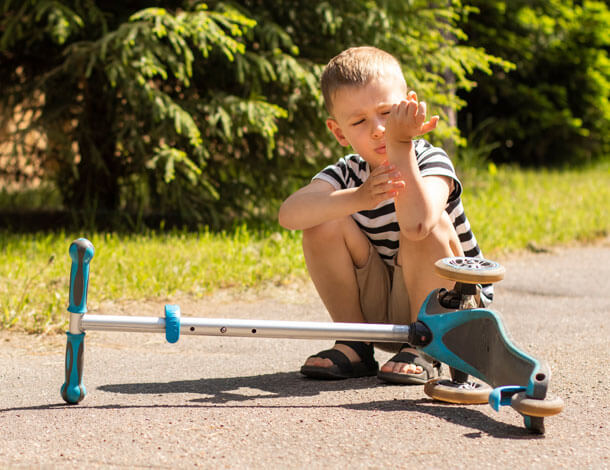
[2,0,608,230]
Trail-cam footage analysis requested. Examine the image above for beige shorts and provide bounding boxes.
[355,244,411,352]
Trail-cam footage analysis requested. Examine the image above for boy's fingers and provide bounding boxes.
[394,101,409,116]
[388,180,406,197]
[406,100,418,115]
[416,101,427,122]
[420,115,439,134]
[385,178,405,190]
[373,162,396,175]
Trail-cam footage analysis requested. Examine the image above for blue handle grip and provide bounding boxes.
[61,332,86,404]
[68,238,94,314]
[62,238,94,404]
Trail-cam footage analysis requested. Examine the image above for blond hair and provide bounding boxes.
[321,46,406,114]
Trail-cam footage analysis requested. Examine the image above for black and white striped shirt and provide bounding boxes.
[313,139,493,302]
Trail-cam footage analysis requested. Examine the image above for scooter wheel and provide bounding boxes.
[434,257,505,284]
[424,378,492,404]
[511,392,564,417]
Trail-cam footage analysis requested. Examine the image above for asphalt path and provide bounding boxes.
[0,241,609,469]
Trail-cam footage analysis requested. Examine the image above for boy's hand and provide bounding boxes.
[357,161,405,209]
[385,91,439,144]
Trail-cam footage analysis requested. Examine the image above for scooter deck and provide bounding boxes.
[416,289,549,400]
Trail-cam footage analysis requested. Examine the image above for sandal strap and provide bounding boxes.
[389,348,441,376]
[335,341,377,368]
[399,343,439,366]
[310,348,354,374]
[387,350,419,364]
[306,341,378,375]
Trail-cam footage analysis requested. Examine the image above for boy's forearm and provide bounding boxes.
[386,141,443,240]
[279,187,362,230]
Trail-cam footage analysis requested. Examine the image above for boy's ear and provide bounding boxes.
[326,118,350,147]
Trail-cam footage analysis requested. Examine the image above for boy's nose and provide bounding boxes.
[372,121,385,139]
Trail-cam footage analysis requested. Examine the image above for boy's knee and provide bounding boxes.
[303,217,370,266]
[303,219,342,245]
[434,211,456,237]
[399,212,461,255]
[436,212,462,254]
[302,218,348,255]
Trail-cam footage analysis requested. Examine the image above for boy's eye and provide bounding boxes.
[352,119,365,126]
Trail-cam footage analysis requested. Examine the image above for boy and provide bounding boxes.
[278,46,490,384]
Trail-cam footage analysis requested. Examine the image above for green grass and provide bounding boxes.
[461,164,609,255]
[1,164,608,334]
[0,227,306,334]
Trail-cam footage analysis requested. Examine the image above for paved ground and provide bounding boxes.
[0,241,609,469]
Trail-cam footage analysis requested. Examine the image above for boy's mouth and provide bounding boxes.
[375,145,386,154]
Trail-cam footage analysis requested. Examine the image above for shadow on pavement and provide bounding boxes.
[343,398,542,440]
[97,371,378,403]
[0,371,544,439]
[0,400,540,441]
[96,372,545,439]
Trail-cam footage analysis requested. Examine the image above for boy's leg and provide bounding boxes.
[380,211,463,375]
[302,216,372,367]
[399,211,463,322]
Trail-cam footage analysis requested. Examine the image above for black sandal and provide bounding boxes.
[300,341,379,380]
[377,343,442,385]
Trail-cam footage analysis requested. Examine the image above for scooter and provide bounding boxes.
[61,239,563,434]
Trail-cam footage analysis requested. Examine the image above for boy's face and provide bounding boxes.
[326,73,407,169]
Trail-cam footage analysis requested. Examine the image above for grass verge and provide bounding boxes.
[1,164,608,334]
[0,228,305,334]
[461,164,609,254]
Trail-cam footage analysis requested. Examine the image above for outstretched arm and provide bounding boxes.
[278,162,405,230]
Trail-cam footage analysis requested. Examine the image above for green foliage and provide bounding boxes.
[1,1,507,226]
[459,0,610,166]
[0,184,62,209]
